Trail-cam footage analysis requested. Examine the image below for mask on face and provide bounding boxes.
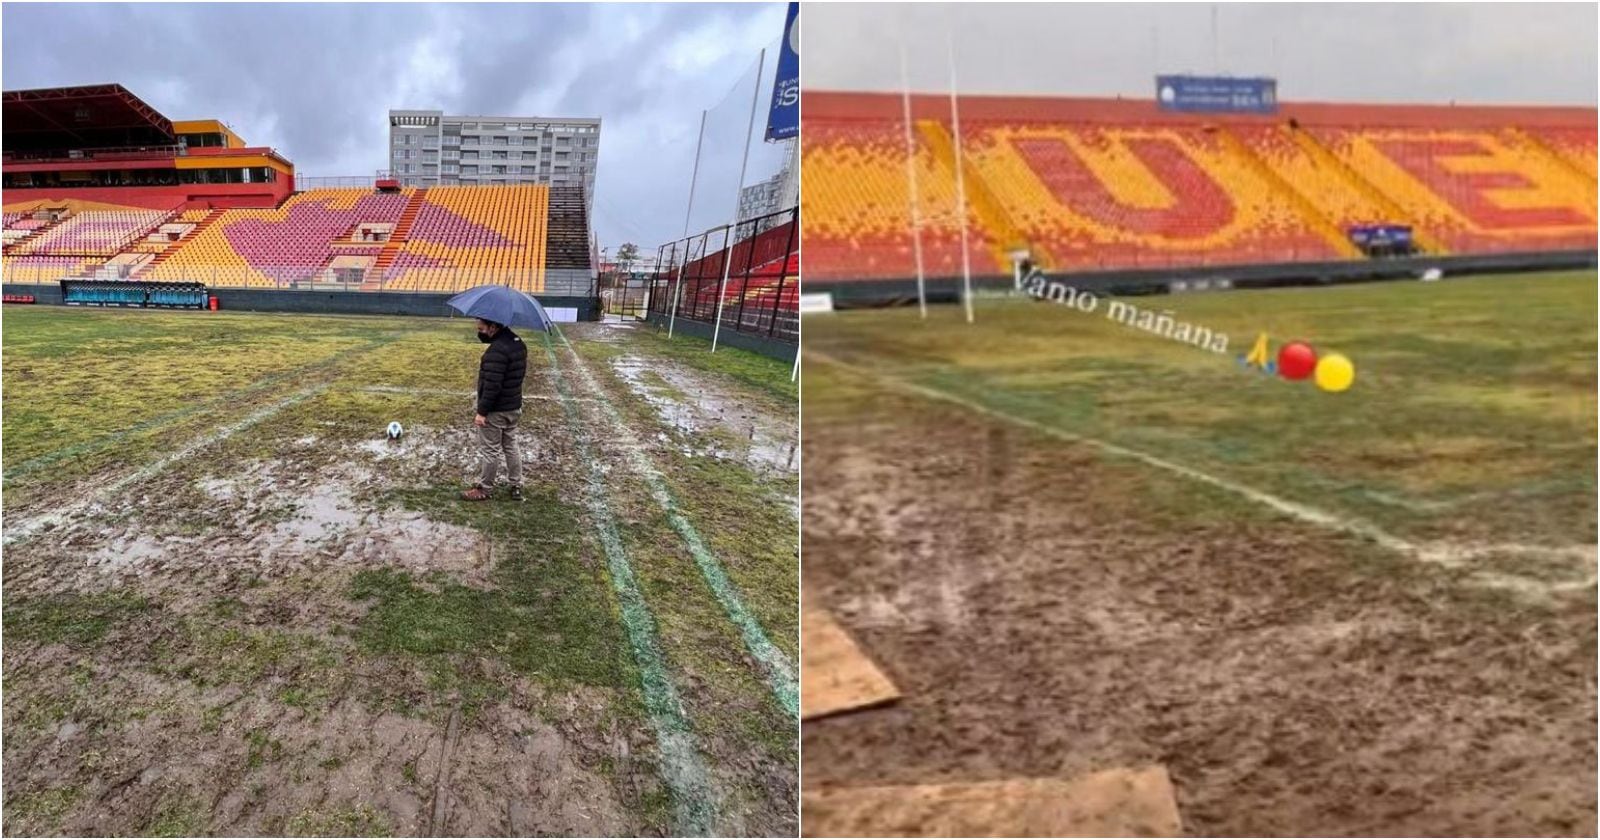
[477,331,493,344]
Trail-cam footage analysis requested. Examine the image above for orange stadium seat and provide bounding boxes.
[800,93,1597,280]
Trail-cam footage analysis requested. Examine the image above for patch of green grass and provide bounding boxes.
[283,804,392,837]
[245,728,284,769]
[347,485,634,703]
[143,796,207,837]
[3,785,82,833]
[2,591,150,647]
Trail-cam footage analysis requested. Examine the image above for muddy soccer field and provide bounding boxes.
[801,271,1597,837]
[1,308,797,837]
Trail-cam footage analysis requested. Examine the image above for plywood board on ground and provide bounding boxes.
[801,766,1182,838]
[801,608,901,720]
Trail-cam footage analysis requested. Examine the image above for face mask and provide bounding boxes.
[478,331,493,344]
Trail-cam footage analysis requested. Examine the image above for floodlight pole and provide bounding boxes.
[900,44,928,320]
[670,109,708,339]
[949,35,974,324]
[712,47,766,353]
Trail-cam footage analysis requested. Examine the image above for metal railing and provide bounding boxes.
[646,206,798,343]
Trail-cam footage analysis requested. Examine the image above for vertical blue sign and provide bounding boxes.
[765,2,799,140]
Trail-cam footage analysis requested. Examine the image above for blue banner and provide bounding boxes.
[765,2,799,140]
[1155,75,1278,114]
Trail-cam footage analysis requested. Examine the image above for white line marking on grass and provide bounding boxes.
[554,325,799,720]
[539,333,717,836]
[3,385,326,547]
[810,350,1597,596]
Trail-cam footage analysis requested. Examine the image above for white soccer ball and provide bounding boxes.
[386,421,404,440]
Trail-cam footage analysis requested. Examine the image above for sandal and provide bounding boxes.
[461,485,492,501]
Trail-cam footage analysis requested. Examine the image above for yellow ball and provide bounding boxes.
[1314,353,1355,393]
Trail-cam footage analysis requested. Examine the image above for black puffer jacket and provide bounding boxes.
[476,328,527,415]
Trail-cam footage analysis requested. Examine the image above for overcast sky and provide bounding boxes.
[806,2,1598,106]
[0,2,790,251]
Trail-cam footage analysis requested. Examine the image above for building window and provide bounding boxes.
[462,136,478,147]
[443,149,459,160]
[443,135,460,146]
[555,151,569,160]
[492,165,507,174]
[460,122,477,130]
[492,150,507,160]
[507,137,520,146]
[443,163,459,174]
[461,165,478,175]
[462,150,478,160]
[424,151,438,161]
[423,137,438,149]
[522,166,537,175]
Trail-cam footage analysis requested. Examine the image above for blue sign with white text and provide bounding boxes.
[765,2,799,140]
[1156,75,1278,114]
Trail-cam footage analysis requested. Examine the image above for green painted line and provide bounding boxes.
[554,325,798,720]
[540,332,716,836]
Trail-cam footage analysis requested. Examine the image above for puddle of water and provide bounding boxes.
[610,356,797,475]
[90,534,171,571]
[259,481,367,550]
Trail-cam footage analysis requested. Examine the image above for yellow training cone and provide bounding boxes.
[1315,353,1355,392]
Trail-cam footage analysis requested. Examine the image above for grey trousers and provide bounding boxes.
[477,409,523,488]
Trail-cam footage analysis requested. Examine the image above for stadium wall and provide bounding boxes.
[805,249,1599,306]
[642,310,798,362]
[1,283,599,321]
[2,181,291,210]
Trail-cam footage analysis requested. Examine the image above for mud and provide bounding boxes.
[6,639,641,837]
[608,354,797,479]
[2,418,643,837]
[801,400,1597,837]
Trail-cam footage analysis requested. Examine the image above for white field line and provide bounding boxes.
[351,385,594,403]
[537,334,717,836]
[2,385,326,547]
[553,327,799,719]
[809,350,1597,595]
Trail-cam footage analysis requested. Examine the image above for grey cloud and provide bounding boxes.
[804,2,1597,106]
[1,2,789,250]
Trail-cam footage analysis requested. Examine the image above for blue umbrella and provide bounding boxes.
[446,284,553,332]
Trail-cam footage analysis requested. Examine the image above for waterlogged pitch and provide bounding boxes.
[2,308,798,836]
[802,270,1597,837]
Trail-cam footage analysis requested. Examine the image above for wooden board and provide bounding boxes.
[801,766,1183,838]
[801,608,901,720]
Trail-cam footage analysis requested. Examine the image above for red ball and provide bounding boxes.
[1277,341,1318,380]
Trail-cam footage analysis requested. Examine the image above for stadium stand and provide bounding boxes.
[802,92,1597,281]
[4,84,594,296]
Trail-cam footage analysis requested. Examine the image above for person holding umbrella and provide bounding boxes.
[446,285,553,502]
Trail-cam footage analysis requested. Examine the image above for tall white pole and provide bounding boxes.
[948,35,974,324]
[900,44,927,320]
[712,47,765,353]
[669,109,708,339]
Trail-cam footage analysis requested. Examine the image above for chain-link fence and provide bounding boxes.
[647,206,797,342]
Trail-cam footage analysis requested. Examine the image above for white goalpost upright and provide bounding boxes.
[669,109,708,340]
[712,48,767,353]
[948,35,974,324]
[900,44,928,320]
